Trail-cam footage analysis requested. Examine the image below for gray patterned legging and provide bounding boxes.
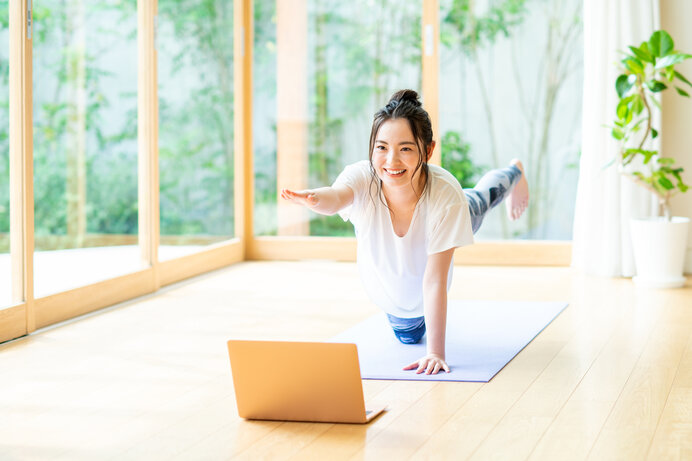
[464,164,522,234]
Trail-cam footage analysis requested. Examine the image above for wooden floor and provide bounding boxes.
[1,261,691,460]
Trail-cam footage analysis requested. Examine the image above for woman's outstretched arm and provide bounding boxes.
[280,185,354,216]
[403,247,455,375]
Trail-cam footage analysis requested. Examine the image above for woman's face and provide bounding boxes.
[372,118,425,194]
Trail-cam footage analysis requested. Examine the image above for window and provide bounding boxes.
[32,1,139,297]
[158,0,235,260]
[438,0,582,240]
[254,0,423,236]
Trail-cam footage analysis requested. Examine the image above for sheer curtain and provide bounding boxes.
[572,0,660,277]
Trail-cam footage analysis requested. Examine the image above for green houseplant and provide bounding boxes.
[610,29,691,287]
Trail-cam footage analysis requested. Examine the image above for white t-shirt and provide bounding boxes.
[333,160,474,318]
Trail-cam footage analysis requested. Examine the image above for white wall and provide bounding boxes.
[661,0,692,273]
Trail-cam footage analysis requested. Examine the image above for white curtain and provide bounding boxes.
[572,0,660,277]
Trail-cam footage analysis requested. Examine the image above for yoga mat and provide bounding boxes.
[332,300,568,382]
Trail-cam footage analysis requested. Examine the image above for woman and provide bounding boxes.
[281,89,529,375]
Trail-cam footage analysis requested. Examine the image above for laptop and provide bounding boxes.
[227,340,386,424]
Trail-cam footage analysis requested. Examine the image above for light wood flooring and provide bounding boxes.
[1,261,691,460]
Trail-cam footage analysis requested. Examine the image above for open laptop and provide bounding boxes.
[227,340,386,424]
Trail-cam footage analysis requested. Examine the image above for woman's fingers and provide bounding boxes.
[281,189,318,207]
[281,188,301,200]
[282,189,311,204]
[403,361,419,370]
[404,356,450,375]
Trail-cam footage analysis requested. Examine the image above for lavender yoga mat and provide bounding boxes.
[332,300,568,382]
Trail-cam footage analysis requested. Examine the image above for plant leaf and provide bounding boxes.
[616,95,633,120]
[649,30,674,57]
[646,80,667,92]
[611,127,624,140]
[652,128,658,139]
[655,53,692,69]
[631,94,644,114]
[643,150,657,164]
[639,41,652,58]
[666,67,675,81]
[623,57,644,74]
[616,74,633,98]
[675,86,690,97]
[657,176,674,190]
[630,118,646,131]
[674,70,692,88]
[651,96,662,110]
[657,157,674,165]
[629,45,653,63]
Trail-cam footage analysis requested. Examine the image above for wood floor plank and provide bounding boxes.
[176,380,416,461]
[347,381,483,460]
[586,293,692,461]
[527,288,682,461]
[467,297,621,460]
[646,328,692,461]
[645,387,692,461]
[409,296,574,459]
[286,380,397,461]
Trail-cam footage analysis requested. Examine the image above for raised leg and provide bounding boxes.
[464,159,529,234]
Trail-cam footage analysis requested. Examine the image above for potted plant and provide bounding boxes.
[610,29,691,288]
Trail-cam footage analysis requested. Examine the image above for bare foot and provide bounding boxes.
[506,159,529,221]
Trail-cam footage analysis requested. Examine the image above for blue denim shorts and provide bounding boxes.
[386,314,426,344]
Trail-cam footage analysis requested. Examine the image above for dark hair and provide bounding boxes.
[368,89,434,209]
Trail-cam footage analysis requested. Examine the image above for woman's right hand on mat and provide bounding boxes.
[403,353,450,375]
[281,188,318,208]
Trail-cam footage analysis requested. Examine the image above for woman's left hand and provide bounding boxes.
[403,353,450,375]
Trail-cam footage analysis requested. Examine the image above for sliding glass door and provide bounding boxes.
[32,1,140,298]
[0,2,8,308]
[157,0,235,261]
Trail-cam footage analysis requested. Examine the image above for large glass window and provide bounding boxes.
[439,0,583,240]
[33,1,139,297]
[158,1,234,261]
[0,2,8,307]
[254,0,423,236]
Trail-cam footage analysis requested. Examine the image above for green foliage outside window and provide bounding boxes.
[440,131,485,189]
[0,1,8,241]
[0,1,237,246]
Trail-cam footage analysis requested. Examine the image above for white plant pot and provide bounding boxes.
[630,217,690,288]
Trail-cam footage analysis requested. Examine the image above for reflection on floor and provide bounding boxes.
[0,245,203,303]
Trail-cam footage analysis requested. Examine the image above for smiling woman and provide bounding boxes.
[281,89,529,374]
